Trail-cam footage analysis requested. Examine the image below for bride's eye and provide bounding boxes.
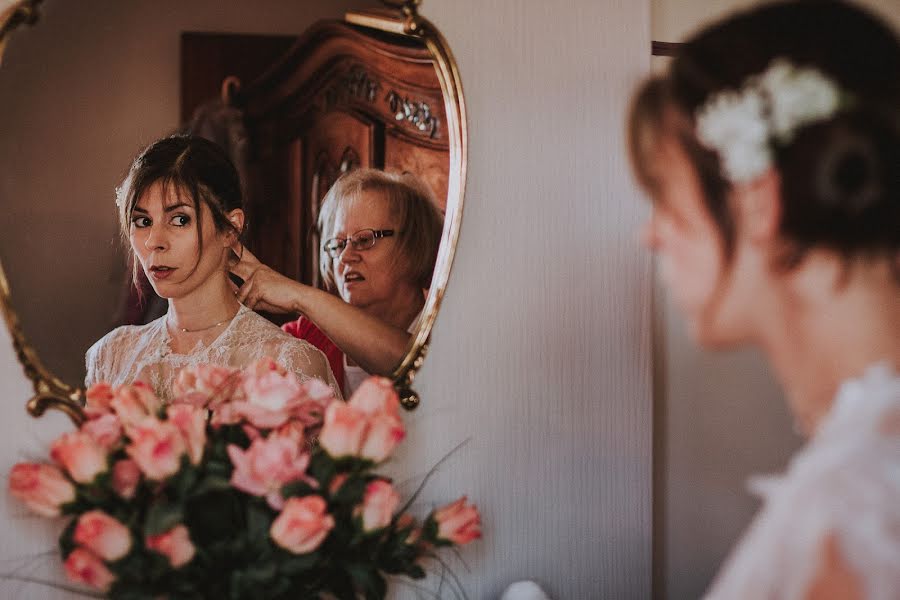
[131,216,151,228]
[171,214,191,227]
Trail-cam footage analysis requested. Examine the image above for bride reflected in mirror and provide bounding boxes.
[85,135,341,401]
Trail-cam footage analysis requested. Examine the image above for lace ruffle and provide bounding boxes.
[86,304,342,402]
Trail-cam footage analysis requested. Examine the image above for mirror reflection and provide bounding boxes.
[0,0,454,399]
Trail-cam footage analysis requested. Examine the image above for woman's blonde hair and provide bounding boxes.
[318,169,444,292]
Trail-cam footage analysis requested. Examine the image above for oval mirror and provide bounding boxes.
[0,0,466,421]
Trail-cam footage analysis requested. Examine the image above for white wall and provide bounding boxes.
[0,0,654,598]
[395,1,653,597]
[651,1,900,598]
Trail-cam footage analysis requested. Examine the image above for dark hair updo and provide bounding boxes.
[117,135,244,284]
[629,0,899,270]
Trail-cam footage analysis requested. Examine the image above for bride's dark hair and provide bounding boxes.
[117,134,244,287]
[628,0,899,272]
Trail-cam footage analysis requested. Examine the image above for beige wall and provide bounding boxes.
[651,0,899,598]
[0,0,653,598]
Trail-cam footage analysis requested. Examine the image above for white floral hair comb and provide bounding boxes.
[695,59,844,184]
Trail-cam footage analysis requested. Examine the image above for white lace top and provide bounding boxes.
[85,304,342,402]
[706,363,900,599]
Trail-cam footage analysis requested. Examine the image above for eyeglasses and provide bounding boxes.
[323,229,395,259]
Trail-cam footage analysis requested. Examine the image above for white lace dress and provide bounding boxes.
[706,363,900,599]
[85,304,342,402]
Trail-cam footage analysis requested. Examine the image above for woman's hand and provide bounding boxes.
[230,245,304,314]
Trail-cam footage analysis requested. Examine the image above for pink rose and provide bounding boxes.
[64,548,115,591]
[227,436,313,510]
[50,431,108,484]
[125,418,187,480]
[111,459,141,500]
[235,370,309,429]
[319,397,405,462]
[432,497,482,546]
[319,403,367,458]
[348,377,401,418]
[111,383,162,426]
[146,524,196,568]
[173,364,240,408]
[74,510,132,561]
[355,480,400,532]
[270,495,334,554]
[166,404,207,465]
[359,413,405,463]
[8,463,75,517]
[272,420,306,446]
[81,413,123,452]
[84,383,115,419]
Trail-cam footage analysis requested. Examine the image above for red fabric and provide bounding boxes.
[282,317,345,395]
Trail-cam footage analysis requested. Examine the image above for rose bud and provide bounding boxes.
[227,436,313,510]
[125,418,187,481]
[64,548,115,591]
[110,382,162,425]
[173,364,239,408]
[84,383,115,419]
[74,510,132,562]
[319,403,366,458]
[81,413,123,452]
[111,459,141,500]
[146,524,196,568]
[49,431,108,484]
[348,377,401,418]
[8,463,76,517]
[166,404,207,465]
[355,480,400,533]
[432,496,482,546]
[270,496,334,554]
[359,413,405,463]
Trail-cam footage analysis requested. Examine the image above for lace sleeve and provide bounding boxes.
[85,337,108,388]
[265,337,343,401]
[706,435,900,599]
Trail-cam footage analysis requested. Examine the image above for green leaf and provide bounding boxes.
[307,452,336,486]
[281,480,317,499]
[58,518,77,557]
[279,553,318,575]
[332,476,367,506]
[144,501,185,537]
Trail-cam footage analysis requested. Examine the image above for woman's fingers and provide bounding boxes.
[230,244,262,280]
[237,275,254,304]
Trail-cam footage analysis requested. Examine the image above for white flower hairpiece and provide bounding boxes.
[695,59,843,184]
[115,185,126,208]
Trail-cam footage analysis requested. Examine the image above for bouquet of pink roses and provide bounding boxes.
[8,359,480,599]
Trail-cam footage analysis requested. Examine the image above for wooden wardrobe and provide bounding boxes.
[232,19,449,289]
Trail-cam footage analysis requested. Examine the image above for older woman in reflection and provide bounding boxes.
[232,169,443,397]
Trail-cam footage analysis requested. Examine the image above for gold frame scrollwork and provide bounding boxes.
[0,0,465,420]
[347,0,467,411]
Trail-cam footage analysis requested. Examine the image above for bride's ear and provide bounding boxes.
[224,209,246,244]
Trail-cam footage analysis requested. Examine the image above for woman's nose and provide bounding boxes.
[144,225,168,251]
[337,243,360,263]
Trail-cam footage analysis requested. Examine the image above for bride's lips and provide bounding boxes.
[148,265,177,280]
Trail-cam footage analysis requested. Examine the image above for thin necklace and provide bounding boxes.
[168,310,238,334]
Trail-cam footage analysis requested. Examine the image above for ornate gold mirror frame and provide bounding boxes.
[0,0,466,421]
